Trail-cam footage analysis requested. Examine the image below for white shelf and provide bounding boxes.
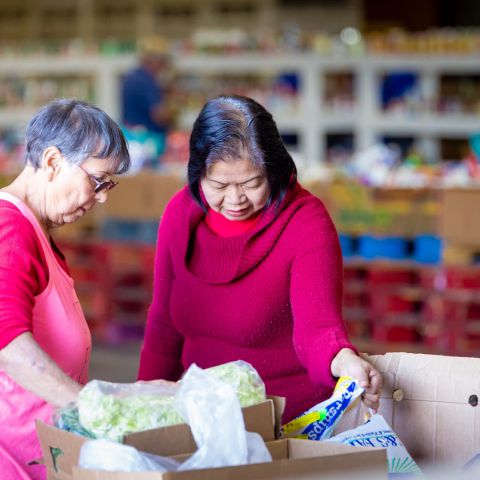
[0,109,37,128]
[374,114,480,137]
[0,55,136,75]
[1,53,480,163]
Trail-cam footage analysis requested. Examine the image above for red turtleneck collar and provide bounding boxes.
[205,207,262,238]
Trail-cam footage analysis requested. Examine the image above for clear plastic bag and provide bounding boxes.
[54,403,96,438]
[176,364,272,471]
[70,361,266,442]
[78,439,180,472]
[77,363,272,473]
[77,380,181,441]
[205,360,266,408]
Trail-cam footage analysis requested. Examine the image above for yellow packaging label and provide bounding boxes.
[281,411,325,434]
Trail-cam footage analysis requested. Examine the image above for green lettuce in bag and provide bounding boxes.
[75,360,266,441]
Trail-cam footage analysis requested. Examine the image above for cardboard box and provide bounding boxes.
[37,397,283,480]
[104,173,185,221]
[72,440,387,480]
[440,188,480,248]
[413,188,441,236]
[339,352,480,469]
[303,180,432,237]
[313,181,440,237]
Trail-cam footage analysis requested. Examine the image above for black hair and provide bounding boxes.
[25,98,130,174]
[188,95,297,210]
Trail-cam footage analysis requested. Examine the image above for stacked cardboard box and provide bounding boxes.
[36,396,387,480]
[37,352,480,478]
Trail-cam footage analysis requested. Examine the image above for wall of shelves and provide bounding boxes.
[1,52,480,170]
[0,0,361,42]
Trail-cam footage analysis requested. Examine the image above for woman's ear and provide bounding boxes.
[42,146,64,181]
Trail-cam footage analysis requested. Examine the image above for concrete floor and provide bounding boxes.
[89,341,141,383]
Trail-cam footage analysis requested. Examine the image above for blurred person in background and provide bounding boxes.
[121,36,174,169]
[0,99,130,479]
[138,94,382,423]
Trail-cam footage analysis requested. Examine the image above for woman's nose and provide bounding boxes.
[227,186,246,204]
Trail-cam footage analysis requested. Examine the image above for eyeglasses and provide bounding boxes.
[77,165,118,193]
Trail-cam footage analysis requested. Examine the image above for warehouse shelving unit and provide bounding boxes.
[0,0,360,42]
[1,53,480,167]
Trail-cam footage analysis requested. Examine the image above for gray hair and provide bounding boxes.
[25,98,130,174]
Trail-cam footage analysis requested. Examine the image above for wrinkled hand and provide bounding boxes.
[330,348,382,411]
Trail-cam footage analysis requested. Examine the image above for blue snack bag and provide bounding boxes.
[280,376,364,441]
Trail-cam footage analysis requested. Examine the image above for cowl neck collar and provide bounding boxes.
[181,183,310,284]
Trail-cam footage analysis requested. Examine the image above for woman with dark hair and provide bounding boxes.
[139,95,381,422]
[0,98,130,479]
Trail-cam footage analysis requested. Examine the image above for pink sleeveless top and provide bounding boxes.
[0,192,91,480]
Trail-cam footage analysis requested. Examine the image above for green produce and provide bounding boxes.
[206,360,266,407]
[77,382,183,442]
[76,361,266,442]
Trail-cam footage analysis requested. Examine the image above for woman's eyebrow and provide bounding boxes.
[240,175,263,184]
[207,175,263,186]
[207,177,227,186]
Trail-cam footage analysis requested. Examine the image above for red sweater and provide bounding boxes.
[205,207,260,237]
[0,200,69,349]
[138,184,355,421]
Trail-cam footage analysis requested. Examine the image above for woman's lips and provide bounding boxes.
[226,208,248,217]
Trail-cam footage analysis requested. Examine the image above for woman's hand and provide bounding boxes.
[330,348,382,411]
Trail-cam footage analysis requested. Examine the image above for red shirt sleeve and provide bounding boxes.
[290,199,357,388]
[0,201,68,349]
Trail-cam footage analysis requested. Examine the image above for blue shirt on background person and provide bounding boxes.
[121,66,167,135]
[120,39,172,169]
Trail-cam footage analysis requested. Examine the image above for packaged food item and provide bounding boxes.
[280,376,364,440]
[327,414,422,476]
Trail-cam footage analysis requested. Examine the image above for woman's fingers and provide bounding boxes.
[362,391,380,410]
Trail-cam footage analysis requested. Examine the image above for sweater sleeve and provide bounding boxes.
[290,200,357,389]
[0,206,46,349]
[138,198,185,381]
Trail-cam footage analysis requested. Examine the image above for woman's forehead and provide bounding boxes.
[81,156,117,174]
[206,158,262,179]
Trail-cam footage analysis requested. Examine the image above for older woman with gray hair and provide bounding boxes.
[0,98,130,479]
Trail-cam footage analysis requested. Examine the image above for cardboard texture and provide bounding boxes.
[104,173,184,220]
[308,181,440,237]
[37,398,280,480]
[72,439,387,480]
[338,352,480,468]
[440,188,480,247]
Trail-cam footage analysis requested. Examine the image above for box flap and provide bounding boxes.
[72,440,387,480]
[363,353,480,466]
[287,438,384,460]
[268,395,286,437]
[368,352,480,404]
[124,398,277,456]
[40,396,283,478]
[36,420,88,478]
